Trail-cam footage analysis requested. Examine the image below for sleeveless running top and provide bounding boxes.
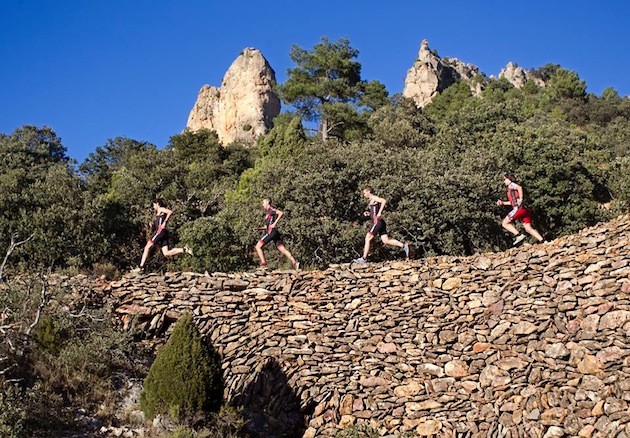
[264,208,279,233]
[154,212,167,230]
[507,182,521,207]
[368,201,382,223]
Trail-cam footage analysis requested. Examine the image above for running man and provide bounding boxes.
[497,173,544,246]
[353,186,410,264]
[254,198,299,270]
[134,199,192,272]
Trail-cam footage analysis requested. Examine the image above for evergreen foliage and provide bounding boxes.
[280,37,388,141]
[139,313,222,422]
[0,38,628,273]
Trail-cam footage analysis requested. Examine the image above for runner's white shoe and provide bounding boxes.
[513,234,526,246]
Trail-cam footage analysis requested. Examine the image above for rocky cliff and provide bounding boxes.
[403,40,482,107]
[186,48,281,145]
[403,41,549,108]
[499,62,546,89]
[100,214,630,437]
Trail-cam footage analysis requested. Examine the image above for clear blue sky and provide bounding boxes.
[1,0,628,163]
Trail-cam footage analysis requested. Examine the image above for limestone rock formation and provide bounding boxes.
[186,48,281,145]
[499,62,546,88]
[403,39,482,107]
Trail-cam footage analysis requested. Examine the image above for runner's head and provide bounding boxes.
[152,198,165,210]
[362,186,373,198]
[504,173,517,186]
[262,198,272,209]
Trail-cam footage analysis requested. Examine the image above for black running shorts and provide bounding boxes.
[369,219,387,236]
[259,228,284,247]
[151,229,170,248]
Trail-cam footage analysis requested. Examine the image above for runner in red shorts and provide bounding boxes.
[497,174,544,246]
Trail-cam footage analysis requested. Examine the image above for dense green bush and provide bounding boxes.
[139,313,222,422]
[176,213,249,273]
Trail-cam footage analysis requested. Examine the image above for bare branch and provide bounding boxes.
[0,324,20,332]
[69,304,87,318]
[25,280,48,338]
[325,121,344,134]
[5,337,15,352]
[0,233,35,282]
[0,364,17,376]
[69,303,104,321]
[4,378,23,385]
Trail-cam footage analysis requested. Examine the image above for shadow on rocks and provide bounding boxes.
[233,358,309,438]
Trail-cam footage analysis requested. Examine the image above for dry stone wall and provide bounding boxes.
[107,215,630,437]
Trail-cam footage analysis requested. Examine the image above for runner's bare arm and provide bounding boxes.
[516,185,524,207]
[271,209,283,228]
[158,207,173,227]
[371,195,387,217]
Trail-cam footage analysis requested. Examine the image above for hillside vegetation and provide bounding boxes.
[0,39,628,276]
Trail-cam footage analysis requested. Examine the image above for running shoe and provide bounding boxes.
[184,246,194,256]
[352,257,367,264]
[513,234,526,246]
[403,243,410,260]
[293,261,300,271]
[131,266,143,274]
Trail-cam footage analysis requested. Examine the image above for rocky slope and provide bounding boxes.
[186,48,280,145]
[99,214,630,437]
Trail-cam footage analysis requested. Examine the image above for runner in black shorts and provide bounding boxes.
[254,198,299,270]
[133,198,192,272]
[353,186,410,264]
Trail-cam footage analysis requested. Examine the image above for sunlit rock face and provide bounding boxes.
[187,47,280,144]
[403,39,482,107]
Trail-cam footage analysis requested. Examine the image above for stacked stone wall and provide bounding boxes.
[104,215,630,437]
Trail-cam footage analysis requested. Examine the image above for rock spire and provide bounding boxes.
[403,39,481,107]
[186,48,281,144]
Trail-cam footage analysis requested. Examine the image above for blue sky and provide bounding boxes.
[1,0,628,163]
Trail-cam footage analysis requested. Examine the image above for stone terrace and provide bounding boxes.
[106,215,630,437]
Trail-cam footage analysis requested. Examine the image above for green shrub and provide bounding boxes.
[335,424,381,438]
[91,261,121,280]
[0,384,26,438]
[165,405,245,438]
[34,315,62,354]
[139,313,222,422]
[177,215,250,273]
